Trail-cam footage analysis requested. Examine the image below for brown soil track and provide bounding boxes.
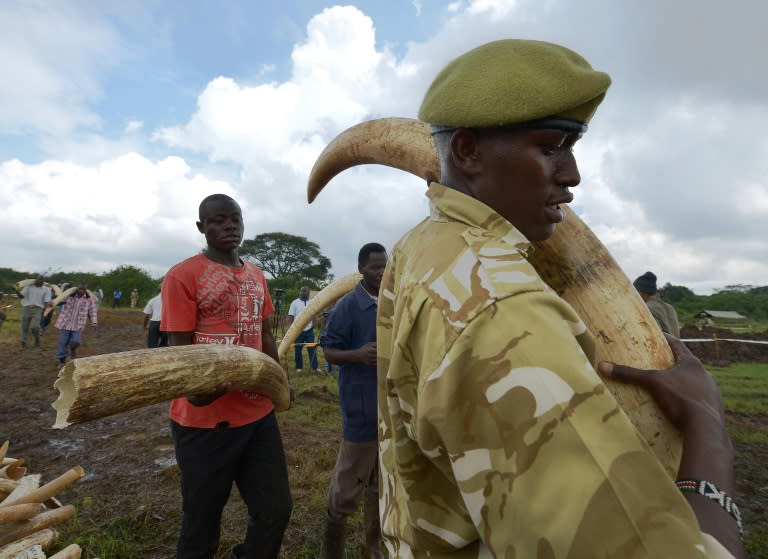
[681,325,768,365]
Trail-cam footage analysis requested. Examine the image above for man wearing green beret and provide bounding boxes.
[377,40,743,558]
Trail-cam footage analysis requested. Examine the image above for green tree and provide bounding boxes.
[658,283,696,304]
[100,265,161,307]
[240,233,332,283]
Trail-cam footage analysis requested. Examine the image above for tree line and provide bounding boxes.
[660,283,768,323]
[3,232,765,324]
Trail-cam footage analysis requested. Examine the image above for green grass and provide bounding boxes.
[710,362,768,416]
[707,363,768,558]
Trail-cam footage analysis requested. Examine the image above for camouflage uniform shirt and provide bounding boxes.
[377,183,732,558]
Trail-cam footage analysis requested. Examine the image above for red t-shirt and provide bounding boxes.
[162,253,275,428]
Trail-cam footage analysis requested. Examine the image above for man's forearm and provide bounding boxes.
[679,418,743,558]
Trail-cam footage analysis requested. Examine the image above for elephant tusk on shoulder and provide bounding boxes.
[306,117,681,477]
[307,118,440,203]
[277,272,362,360]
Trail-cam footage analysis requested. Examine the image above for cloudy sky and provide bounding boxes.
[1,0,766,294]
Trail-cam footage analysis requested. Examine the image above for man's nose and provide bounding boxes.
[557,152,581,187]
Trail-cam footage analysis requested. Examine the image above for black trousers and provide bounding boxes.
[171,412,292,559]
[147,321,168,347]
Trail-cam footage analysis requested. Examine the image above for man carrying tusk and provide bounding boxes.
[377,40,743,558]
[162,194,292,559]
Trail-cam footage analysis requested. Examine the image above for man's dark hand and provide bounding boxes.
[597,334,724,433]
[357,342,378,367]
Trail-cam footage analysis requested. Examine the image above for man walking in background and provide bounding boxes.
[286,286,319,373]
[19,275,52,348]
[130,288,139,308]
[319,243,387,559]
[112,287,123,308]
[634,271,681,337]
[143,290,168,348]
[55,283,98,366]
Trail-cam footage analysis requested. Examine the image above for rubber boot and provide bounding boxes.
[321,510,346,559]
[364,489,385,559]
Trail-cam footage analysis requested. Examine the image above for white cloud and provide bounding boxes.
[125,120,144,133]
[0,1,766,293]
[0,1,121,136]
[0,154,233,276]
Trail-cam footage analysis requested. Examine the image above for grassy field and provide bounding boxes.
[1,305,766,558]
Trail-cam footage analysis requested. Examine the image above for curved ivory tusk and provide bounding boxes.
[52,345,291,428]
[12,279,62,299]
[44,287,98,317]
[277,273,363,360]
[307,118,440,203]
[307,118,681,476]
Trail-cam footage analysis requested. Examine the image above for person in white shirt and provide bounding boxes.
[143,292,168,348]
[286,286,319,373]
[19,276,52,348]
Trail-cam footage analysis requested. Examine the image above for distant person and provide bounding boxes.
[95,286,104,303]
[112,288,123,308]
[19,276,52,348]
[286,286,319,373]
[130,288,139,308]
[162,193,292,559]
[55,283,98,366]
[0,290,7,329]
[319,243,387,559]
[634,271,681,337]
[143,291,168,348]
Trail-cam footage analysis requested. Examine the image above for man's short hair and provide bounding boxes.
[358,243,387,267]
[198,194,239,221]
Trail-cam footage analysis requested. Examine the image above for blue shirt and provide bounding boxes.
[320,281,377,442]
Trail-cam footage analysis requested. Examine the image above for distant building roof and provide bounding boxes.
[696,310,748,320]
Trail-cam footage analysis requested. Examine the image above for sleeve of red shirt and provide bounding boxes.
[258,267,274,322]
[162,262,200,333]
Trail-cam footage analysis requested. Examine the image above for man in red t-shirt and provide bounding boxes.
[162,194,291,559]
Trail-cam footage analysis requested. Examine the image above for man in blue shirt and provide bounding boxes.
[319,242,387,559]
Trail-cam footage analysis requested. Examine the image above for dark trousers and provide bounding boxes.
[294,329,318,370]
[147,321,168,348]
[171,412,292,559]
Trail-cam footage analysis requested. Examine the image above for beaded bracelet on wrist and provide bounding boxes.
[676,479,744,539]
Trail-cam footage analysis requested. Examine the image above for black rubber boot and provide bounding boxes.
[320,510,346,559]
[364,489,385,559]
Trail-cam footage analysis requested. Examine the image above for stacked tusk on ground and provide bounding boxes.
[277,273,363,360]
[47,544,82,559]
[0,441,83,558]
[306,118,681,477]
[52,345,292,429]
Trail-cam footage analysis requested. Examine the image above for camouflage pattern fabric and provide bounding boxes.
[646,297,681,338]
[377,183,731,558]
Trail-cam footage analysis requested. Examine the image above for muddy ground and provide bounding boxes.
[1,310,766,557]
[1,309,344,558]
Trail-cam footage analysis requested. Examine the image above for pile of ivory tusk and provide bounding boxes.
[0,441,84,559]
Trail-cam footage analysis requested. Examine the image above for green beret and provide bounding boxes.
[418,39,611,129]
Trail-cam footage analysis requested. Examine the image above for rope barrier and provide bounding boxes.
[682,338,768,346]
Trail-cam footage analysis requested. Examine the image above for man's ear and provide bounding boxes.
[450,129,483,174]
[196,220,204,234]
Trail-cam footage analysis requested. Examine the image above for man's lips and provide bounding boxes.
[544,193,573,223]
